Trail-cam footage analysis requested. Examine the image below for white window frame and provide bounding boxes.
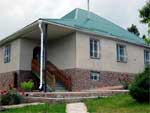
[117,44,127,63]
[4,45,11,63]
[90,38,100,59]
[90,71,100,81]
[144,50,150,65]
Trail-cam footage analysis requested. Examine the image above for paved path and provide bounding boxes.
[2,102,44,109]
[66,102,89,113]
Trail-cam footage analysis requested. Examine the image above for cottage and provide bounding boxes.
[0,9,150,91]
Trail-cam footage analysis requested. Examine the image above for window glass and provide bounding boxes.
[144,50,150,65]
[90,71,100,81]
[90,39,100,59]
[4,45,11,63]
[117,44,127,62]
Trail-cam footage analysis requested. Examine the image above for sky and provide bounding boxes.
[0,0,148,40]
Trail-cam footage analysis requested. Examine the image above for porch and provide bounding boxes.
[19,19,76,92]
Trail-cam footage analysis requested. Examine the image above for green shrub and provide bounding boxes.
[129,66,150,103]
[1,89,22,105]
[21,80,34,92]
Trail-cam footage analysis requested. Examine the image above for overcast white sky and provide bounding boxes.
[0,0,148,40]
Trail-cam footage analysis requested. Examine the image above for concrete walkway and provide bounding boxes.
[2,102,44,109]
[66,102,89,113]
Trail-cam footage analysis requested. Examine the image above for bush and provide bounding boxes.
[129,66,150,103]
[21,80,34,92]
[0,89,22,105]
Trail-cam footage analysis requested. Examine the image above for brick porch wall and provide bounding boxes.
[0,70,39,91]
[18,70,39,89]
[0,71,16,90]
[64,68,135,91]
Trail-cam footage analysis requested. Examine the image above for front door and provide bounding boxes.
[33,47,41,63]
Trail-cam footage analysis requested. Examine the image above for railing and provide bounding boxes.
[31,59,55,91]
[47,61,72,91]
[31,59,72,91]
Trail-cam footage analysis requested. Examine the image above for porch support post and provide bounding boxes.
[43,23,48,92]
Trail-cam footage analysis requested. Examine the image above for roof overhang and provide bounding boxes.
[0,19,150,49]
[42,19,150,49]
[0,19,75,46]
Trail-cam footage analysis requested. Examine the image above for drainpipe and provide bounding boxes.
[38,20,44,90]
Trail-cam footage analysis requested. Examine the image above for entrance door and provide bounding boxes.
[33,47,41,63]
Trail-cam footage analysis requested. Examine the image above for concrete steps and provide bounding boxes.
[55,81,66,92]
[24,90,128,103]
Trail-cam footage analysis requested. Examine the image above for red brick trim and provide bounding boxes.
[64,68,135,91]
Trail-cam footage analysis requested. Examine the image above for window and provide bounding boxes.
[4,45,11,63]
[90,39,100,59]
[144,50,150,65]
[117,44,127,62]
[90,71,100,81]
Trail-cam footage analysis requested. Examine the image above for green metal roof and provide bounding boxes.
[43,8,146,46]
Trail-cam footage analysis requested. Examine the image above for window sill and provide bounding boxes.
[90,56,100,60]
[4,62,10,64]
[91,80,100,81]
[144,63,150,66]
[117,60,127,63]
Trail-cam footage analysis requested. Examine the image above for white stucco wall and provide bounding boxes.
[1,33,76,72]
[19,38,39,71]
[47,33,76,69]
[0,31,149,74]
[76,32,148,74]
[0,39,20,73]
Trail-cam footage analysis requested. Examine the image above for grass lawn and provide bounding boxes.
[85,94,150,113]
[1,103,66,113]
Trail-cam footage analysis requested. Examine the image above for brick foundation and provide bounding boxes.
[0,69,135,91]
[64,68,135,91]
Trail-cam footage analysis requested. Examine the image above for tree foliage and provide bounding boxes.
[129,66,150,103]
[139,1,150,24]
[139,1,150,45]
[142,35,146,39]
[144,20,150,45]
[144,37,150,45]
[127,24,140,36]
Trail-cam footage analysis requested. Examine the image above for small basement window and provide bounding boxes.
[4,44,11,63]
[90,71,100,81]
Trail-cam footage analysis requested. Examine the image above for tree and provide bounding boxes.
[127,24,140,36]
[139,1,150,45]
[129,66,150,103]
[144,19,150,45]
[142,34,146,39]
[139,1,150,24]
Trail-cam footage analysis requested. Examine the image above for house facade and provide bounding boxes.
[0,9,150,91]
